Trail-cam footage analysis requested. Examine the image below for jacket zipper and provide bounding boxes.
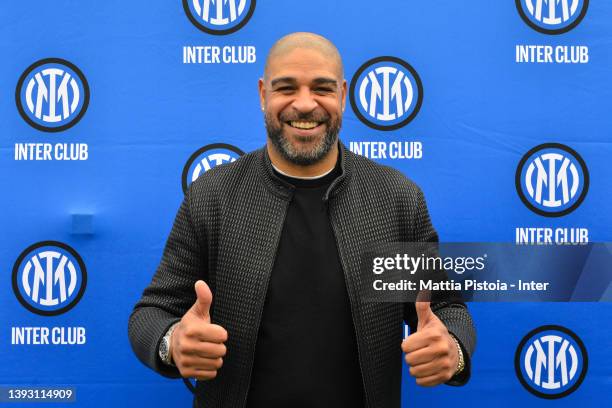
[240,198,291,408]
[327,201,373,408]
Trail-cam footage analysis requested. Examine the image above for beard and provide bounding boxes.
[265,110,341,166]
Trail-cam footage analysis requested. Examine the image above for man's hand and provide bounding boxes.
[401,300,459,386]
[171,280,228,381]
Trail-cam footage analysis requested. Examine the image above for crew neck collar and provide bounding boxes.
[270,163,335,180]
[271,151,341,188]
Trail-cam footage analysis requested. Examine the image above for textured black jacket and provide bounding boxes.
[128,142,476,408]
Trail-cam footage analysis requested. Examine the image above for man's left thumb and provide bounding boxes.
[416,301,433,331]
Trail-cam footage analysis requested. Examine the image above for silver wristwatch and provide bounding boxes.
[159,322,180,366]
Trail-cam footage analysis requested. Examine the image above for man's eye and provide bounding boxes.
[276,87,295,93]
[315,88,333,93]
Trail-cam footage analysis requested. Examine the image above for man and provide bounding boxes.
[128,32,476,407]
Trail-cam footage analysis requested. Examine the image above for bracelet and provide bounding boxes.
[451,335,465,375]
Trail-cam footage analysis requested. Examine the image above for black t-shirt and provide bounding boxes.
[246,161,365,408]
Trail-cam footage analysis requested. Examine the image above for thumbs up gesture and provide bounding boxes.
[170,280,228,381]
[401,300,460,386]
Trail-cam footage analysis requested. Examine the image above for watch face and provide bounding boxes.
[160,337,169,360]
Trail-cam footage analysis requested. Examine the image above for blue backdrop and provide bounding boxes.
[1,1,611,406]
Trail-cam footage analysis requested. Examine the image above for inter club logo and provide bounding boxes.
[515,143,589,217]
[183,0,256,35]
[515,0,589,34]
[349,56,423,131]
[16,58,90,132]
[515,325,588,399]
[182,143,244,193]
[12,241,87,316]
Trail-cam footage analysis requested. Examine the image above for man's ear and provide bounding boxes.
[258,78,265,111]
[341,79,347,112]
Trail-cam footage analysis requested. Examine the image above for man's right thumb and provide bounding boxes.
[193,280,213,320]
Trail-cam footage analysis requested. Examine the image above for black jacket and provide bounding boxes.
[128,142,476,408]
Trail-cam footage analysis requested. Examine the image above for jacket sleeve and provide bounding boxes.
[403,186,476,386]
[128,186,207,378]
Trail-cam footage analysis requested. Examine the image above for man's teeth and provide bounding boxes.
[289,121,319,129]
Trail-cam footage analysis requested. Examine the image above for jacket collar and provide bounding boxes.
[259,140,353,202]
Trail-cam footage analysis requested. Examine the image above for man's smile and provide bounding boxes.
[287,120,321,130]
[282,120,326,137]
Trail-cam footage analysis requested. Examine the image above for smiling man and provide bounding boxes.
[129,32,476,408]
[261,35,344,173]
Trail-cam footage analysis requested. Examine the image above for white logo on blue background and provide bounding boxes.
[12,241,87,316]
[349,57,423,131]
[516,143,589,217]
[182,143,244,192]
[516,0,588,34]
[16,58,89,132]
[515,325,588,399]
[183,0,256,35]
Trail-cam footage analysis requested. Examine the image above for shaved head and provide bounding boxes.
[259,32,347,171]
[263,32,344,82]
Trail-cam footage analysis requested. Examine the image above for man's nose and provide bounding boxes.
[291,87,318,113]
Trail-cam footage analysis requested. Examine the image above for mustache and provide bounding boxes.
[279,111,330,123]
